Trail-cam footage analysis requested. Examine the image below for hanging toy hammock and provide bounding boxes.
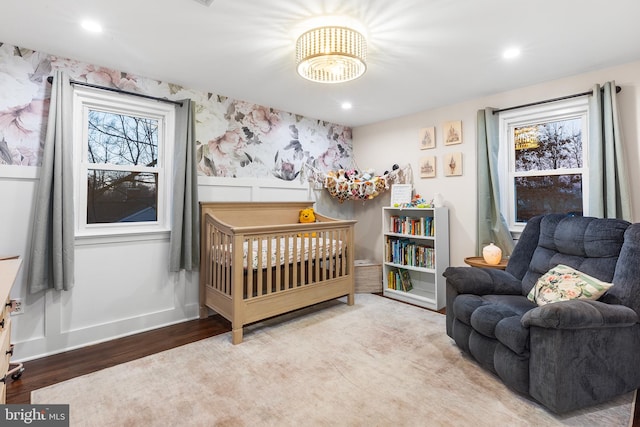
[302,163,413,203]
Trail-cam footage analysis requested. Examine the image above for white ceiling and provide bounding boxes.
[2,0,640,127]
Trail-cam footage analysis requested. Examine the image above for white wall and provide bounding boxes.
[352,60,640,269]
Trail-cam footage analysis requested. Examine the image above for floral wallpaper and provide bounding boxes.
[0,42,353,179]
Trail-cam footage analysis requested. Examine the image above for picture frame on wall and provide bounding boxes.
[444,152,463,176]
[444,120,462,145]
[419,126,435,150]
[420,156,436,178]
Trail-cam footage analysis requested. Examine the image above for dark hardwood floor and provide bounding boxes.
[6,313,639,426]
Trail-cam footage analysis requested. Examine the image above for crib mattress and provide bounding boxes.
[214,236,344,270]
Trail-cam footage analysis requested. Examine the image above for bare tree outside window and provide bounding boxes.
[86,110,159,224]
[512,118,584,222]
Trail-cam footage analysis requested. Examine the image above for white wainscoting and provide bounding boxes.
[197,176,312,202]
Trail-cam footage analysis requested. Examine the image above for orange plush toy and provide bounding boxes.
[299,207,317,237]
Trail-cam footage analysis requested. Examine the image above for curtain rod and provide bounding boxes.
[46,75,183,107]
[492,85,622,115]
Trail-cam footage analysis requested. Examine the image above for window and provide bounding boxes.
[73,87,175,237]
[499,98,589,232]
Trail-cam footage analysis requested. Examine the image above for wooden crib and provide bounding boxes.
[199,201,356,344]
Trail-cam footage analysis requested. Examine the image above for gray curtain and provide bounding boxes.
[588,81,632,220]
[169,99,199,271]
[476,108,515,257]
[28,70,75,293]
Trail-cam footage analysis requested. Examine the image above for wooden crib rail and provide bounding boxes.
[202,213,353,300]
[201,201,318,227]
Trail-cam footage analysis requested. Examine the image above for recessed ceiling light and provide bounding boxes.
[341,102,353,110]
[503,47,521,59]
[81,20,103,33]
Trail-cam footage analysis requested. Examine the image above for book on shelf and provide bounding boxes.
[388,215,434,237]
[399,268,413,292]
[387,268,413,292]
[387,270,396,290]
[385,237,436,268]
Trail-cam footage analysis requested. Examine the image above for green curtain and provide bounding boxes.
[169,99,200,271]
[476,108,515,257]
[588,81,632,220]
[27,70,75,293]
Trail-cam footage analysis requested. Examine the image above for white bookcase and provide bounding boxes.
[382,207,449,310]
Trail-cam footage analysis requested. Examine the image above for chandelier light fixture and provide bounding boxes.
[296,26,367,84]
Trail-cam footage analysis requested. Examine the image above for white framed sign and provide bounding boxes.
[390,184,412,206]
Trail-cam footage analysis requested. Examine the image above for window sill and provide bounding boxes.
[75,229,171,246]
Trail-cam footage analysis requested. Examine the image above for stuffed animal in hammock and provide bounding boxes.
[298,208,317,237]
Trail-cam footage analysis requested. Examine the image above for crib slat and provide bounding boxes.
[292,234,298,288]
[331,230,340,278]
[217,231,221,293]
[295,236,308,286]
[304,234,308,283]
[323,230,330,280]
[223,233,231,295]
[307,234,314,284]
[325,231,330,282]
[328,229,335,279]
[265,236,273,294]
[275,235,282,291]
[257,237,264,297]
[246,237,254,298]
[212,227,219,292]
[338,228,347,276]
[212,227,220,292]
[314,233,320,283]
[284,235,291,289]
[218,230,225,294]
[318,232,324,282]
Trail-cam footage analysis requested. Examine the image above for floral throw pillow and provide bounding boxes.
[527,264,613,306]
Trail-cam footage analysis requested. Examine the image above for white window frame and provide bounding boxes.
[498,98,590,233]
[72,86,175,239]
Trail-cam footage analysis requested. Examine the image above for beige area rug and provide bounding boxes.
[32,294,635,427]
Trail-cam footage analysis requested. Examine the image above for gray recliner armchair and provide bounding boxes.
[443,214,640,413]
